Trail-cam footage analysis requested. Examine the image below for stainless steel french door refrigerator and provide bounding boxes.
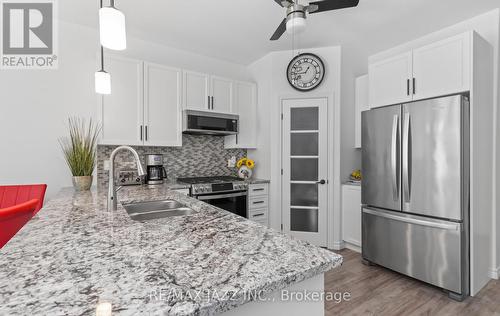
[361,94,469,300]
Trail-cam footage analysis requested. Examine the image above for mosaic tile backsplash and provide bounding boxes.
[96,134,247,189]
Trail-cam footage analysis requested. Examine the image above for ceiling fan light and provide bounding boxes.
[95,70,111,95]
[286,16,306,34]
[99,6,127,50]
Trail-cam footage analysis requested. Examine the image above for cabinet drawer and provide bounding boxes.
[248,183,268,197]
[249,208,268,220]
[254,218,269,227]
[249,196,268,209]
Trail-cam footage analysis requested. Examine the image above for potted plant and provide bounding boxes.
[59,117,101,191]
[236,158,255,180]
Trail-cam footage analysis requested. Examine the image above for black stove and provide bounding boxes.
[177,176,248,218]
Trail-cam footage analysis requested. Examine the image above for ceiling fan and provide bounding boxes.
[270,0,359,40]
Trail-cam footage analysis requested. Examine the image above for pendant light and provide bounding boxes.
[99,0,127,50]
[95,46,111,95]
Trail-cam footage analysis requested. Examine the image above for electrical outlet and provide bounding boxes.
[103,160,110,171]
[228,156,236,168]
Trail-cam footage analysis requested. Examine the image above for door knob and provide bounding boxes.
[316,179,326,185]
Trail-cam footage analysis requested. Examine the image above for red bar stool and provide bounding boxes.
[0,199,39,248]
[0,184,47,215]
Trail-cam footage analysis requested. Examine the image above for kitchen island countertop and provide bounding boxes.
[0,185,341,315]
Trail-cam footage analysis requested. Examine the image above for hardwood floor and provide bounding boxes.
[325,249,500,316]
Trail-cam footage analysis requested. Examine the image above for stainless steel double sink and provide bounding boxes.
[122,200,198,221]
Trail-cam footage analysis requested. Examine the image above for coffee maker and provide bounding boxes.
[145,154,167,185]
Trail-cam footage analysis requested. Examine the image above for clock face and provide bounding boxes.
[287,53,325,91]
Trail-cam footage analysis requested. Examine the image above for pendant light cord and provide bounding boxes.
[99,0,105,72]
[100,46,104,71]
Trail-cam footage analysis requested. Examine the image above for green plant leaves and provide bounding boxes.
[59,117,102,177]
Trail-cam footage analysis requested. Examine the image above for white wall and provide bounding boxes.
[247,46,342,248]
[0,21,252,199]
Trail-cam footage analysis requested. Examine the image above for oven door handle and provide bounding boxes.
[197,192,247,200]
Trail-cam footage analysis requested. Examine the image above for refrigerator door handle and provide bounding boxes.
[403,111,411,203]
[363,208,460,231]
[391,114,399,201]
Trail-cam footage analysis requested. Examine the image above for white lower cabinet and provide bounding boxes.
[248,183,269,226]
[341,184,361,251]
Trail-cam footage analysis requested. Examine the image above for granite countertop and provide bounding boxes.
[0,185,341,316]
[244,178,270,184]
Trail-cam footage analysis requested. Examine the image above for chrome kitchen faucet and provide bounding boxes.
[108,146,145,211]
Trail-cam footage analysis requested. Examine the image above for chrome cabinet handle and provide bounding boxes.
[207,96,210,109]
[211,96,214,110]
[253,188,265,191]
[140,125,143,141]
[403,111,411,203]
[316,179,326,185]
[253,201,265,204]
[145,126,148,141]
[391,114,399,201]
[412,78,416,95]
[407,79,410,96]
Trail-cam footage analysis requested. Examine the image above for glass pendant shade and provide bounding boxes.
[95,70,111,95]
[99,6,127,50]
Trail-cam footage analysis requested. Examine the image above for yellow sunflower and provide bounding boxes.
[246,159,255,169]
[237,158,247,168]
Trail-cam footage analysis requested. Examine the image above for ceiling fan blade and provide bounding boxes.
[309,0,359,13]
[270,18,287,41]
[306,4,319,13]
[274,0,294,8]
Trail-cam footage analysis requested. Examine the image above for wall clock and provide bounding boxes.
[287,53,325,92]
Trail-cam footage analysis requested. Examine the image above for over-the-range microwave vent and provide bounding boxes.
[183,110,239,136]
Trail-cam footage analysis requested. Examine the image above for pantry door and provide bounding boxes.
[282,98,328,246]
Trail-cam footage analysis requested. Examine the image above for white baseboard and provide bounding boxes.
[490,266,500,279]
[344,242,361,253]
[329,240,362,253]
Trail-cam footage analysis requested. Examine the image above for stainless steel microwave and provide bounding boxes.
[183,110,239,136]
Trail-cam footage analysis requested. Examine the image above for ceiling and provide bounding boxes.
[60,0,500,65]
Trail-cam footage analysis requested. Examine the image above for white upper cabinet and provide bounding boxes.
[144,62,182,147]
[368,32,473,108]
[355,75,369,148]
[183,70,210,111]
[412,33,471,100]
[369,52,413,108]
[225,81,257,149]
[210,76,233,113]
[100,56,144,146]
